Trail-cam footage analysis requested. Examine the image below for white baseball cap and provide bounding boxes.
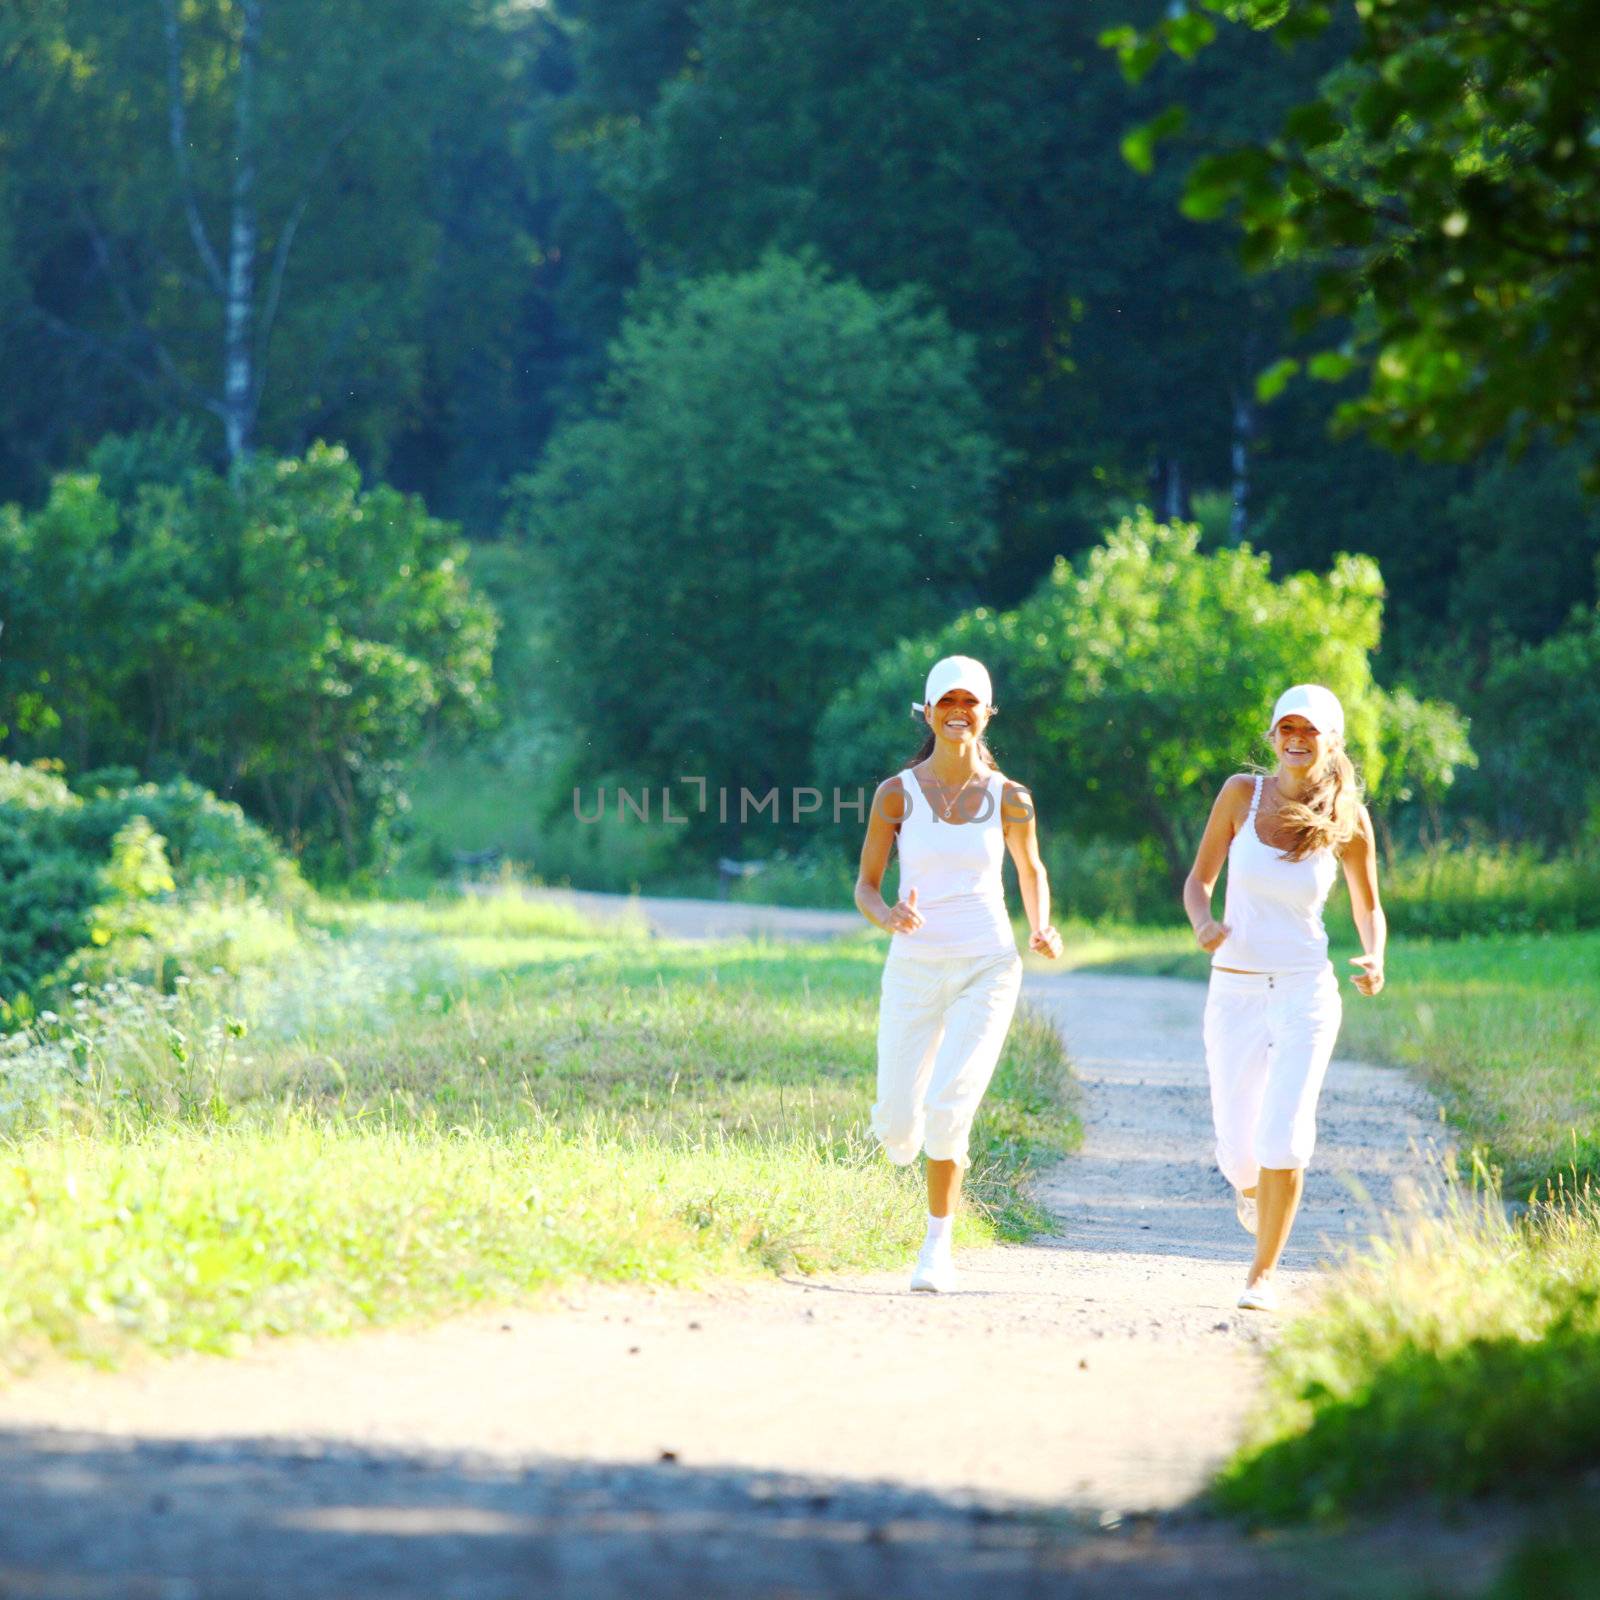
[1270,683,1345,739]
[909,655,993,718]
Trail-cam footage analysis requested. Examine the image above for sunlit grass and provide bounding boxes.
[0,889,1078,1374]
[1218,1164,1600,1523]
[1336,931,1600,1192]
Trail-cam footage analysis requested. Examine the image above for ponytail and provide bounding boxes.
[1275,743,1362,859]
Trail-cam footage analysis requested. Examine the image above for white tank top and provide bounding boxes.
[892,767,1015,960]
[1214,774,1338,974]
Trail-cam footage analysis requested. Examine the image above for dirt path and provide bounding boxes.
[0,900,1455,1598]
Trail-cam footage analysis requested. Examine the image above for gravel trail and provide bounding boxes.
[0,898,1453,1598]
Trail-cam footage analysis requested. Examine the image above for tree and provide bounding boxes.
[1472,610,1600,847]
[0,439,497,873]
[1107,0,1600,484]
[565,0,1338,598]
[509,253,1001,837]
[0,0,560,487]
[817,511,1472,890]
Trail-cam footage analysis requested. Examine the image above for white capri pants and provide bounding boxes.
[1203,966,1342,1192]
[872,946,1023,1169]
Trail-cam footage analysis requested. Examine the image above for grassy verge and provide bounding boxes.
[1184,925,1600,1528]
[1216,1175,1600,1523]
[0,893,1077,1375]
[1335,930,1600,1195]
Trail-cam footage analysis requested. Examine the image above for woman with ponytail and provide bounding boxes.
[1182,685,1387,1311]
[854,655,1062,1293]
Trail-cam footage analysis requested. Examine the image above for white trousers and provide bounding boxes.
[1203,966,1342,1192]
[872,945,1023,1170]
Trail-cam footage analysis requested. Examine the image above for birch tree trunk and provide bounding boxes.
[222,0,264,465]
[1228,386,1253,544]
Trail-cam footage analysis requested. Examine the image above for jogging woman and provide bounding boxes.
[1183,684,1386,1311]
[854,654,1063,1293]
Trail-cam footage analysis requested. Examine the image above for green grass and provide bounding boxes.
[1216,1174,1600,1524]
[0,891,1078,1375]
[1336,930,1600,1194]
[1163,923,1600,1527]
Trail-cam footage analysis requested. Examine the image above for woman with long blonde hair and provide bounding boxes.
[1182,684,1386,1311]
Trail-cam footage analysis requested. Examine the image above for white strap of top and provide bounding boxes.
[1246,774,1263,819]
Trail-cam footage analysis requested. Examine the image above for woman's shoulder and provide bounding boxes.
[871,771,912,824]
[995,772,1036,820]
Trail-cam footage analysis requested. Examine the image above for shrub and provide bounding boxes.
[0,760,303,1005]
[0,441,498,876]
[509,252,1001,840]
[1380,844,1600,939]
[816,513,1472,893]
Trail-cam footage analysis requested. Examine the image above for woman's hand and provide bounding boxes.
[1193,918,1231,953]
[884,886,923,935]
[1030,924,1063,960]
[1349,953,1385,996]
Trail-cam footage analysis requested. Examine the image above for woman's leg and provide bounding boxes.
[927,1159,962,1219]
[1248,969,1343,1287]
[910,953,1020,1292]
[872,953,949,1166]
[921,951,1024,1175]
[1248,1167,1304,1286]
[1203,973,1272,1195]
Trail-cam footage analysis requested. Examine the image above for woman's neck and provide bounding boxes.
[925,745,988,784]
[1273,765,1313,802]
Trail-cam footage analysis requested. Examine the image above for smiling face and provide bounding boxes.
[925,688,990,746]
[1270,713,1329,775]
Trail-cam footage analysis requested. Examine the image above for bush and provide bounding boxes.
[1381,844,1600,939]
[71,775,300,903]
[816,512,1473,892]
[1471,607,1600,848]
[0,440,498,876]
[1217,1178,1600,1523]
[510,252,1001,842]
[0,760,303,1004]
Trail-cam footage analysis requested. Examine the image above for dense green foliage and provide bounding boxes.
[510,254,999,830]
[569,0,1340,592]
[0,758,301,1002]
[0,440,496,873]
[0,0,563,513]
[817,513,1470,890]
[1110,0,1600,483]
[1472,606,1600,847]
[1,0,1595,880]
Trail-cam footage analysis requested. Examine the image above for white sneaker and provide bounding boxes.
[1236,1280,1279,1313]
[1235,1189,1258,1237]
[910,1242,957,1294]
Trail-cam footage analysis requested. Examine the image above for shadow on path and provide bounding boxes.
[0,1428,1313,1600]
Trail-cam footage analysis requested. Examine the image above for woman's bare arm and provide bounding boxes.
[855,777,921,933]
[1341,805,1387,995]
[1183,775,1251,952]
[1002,780,1062,958]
